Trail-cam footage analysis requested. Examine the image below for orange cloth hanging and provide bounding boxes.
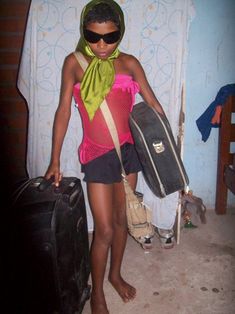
[211,105,222,124]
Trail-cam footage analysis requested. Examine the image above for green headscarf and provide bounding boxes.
[76,0,125,120]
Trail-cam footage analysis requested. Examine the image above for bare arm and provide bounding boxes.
[45,54,77,185]
[129,55,165,115]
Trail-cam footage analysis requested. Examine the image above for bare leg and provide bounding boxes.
[87,183,114,314]
[108,173,137,302]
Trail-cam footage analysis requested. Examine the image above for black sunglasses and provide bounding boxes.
[83,29,121,44]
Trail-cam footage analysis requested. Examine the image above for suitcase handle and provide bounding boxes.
[38,177,81,207]
[37,177,55,191]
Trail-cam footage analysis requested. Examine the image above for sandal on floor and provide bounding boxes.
[155,228,175,249]
[139,235,154,250]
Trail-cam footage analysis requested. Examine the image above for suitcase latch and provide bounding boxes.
[153,141,165,154]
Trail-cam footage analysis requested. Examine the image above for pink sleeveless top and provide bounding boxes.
[73,74,139,164]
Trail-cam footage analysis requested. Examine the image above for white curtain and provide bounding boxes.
[18,0,195,231]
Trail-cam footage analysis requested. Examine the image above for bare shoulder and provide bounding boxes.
[63,52,84,82]
[118,52,142,74]
[63,52,78,69]
[119,52,139,65]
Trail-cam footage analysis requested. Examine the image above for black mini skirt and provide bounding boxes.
[81,143,142,184]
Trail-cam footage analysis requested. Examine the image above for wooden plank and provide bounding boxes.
[0,111,27,129]
[230,124,235,141]
[1,128,27,146]
[0,3,30,18]
[0,1,30,181]
[231,96,235,111]
[0,99,28,114]
[0,18,27,32]
[3,144,27,156]
[215,95,235,214]
[0,68,18,84]
[220,97,232,164]
[228,153,234,166]
[0,50,21,65]
[0,34,24,49]
[0,86,22,99]
[224,165,235,194]
[0,156,27,178]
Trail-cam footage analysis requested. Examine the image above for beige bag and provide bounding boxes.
[123,178,154,244]
[74,51,154,246]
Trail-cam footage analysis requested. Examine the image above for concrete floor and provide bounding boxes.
[83,209,235,314]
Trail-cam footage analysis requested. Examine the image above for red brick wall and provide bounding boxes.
[0,0,31,188]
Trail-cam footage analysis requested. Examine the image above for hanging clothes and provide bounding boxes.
[196,84,235,142]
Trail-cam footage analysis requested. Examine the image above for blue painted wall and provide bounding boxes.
[184,0,235,208]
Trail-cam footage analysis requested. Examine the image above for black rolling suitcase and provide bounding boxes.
[10,176,90,314]
[129,102,189,198]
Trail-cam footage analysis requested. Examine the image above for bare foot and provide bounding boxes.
[108,275,136,302]
[90,292,109,314]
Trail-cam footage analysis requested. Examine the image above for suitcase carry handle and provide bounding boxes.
[37,176,55,192]
[38,177,81,207]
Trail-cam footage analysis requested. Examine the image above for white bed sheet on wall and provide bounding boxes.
[17,0,195,231]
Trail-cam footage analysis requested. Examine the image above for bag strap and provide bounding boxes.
[73,51,127,178]
[73,51,88,73]
[99,101,127,178]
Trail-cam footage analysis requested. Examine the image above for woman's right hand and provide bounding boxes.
[44,162,62,187]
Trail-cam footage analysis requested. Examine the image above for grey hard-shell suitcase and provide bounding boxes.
[10,176,90,314]
[129,102,189,198]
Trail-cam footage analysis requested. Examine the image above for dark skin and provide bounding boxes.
[45,21,165,314]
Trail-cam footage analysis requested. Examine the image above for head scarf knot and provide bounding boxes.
[76,0,125,120]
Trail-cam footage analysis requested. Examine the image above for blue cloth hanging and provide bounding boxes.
[196,84,235,142]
